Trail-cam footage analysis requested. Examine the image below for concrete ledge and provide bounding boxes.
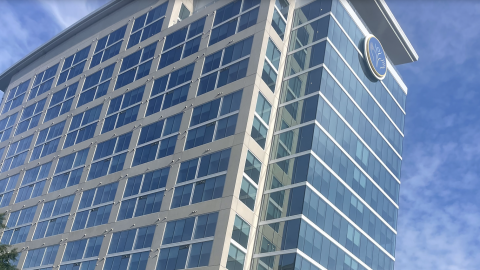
[349,0,418,65]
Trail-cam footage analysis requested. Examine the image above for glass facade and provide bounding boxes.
[0,0,413,269]
[252,1,408,270]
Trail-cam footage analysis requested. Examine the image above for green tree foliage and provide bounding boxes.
[0,213,18,270]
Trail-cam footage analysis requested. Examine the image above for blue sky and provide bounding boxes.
[0,0,478,269]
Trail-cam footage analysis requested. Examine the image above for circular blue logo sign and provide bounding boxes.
[364,35,387,80]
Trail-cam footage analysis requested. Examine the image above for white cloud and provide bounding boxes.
[39,0,110,29]
[0,0,109,75]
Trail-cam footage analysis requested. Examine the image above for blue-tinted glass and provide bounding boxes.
[141,19,164,43]
[222,36,253,66]
[164,27,188,51]
[202,51,222,74]
[214,1,242,26]
[209,19,237,45]
[238,7,259,32]
[121,51,141,72]
[159,46,183,69]
[190,98,221,126]
[147,2,168,24]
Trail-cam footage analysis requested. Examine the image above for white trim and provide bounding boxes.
[242,172,259,188]
[253,112,269,129]
[336,0,408,94]
[268,150,312,164]
[287,37,328,55]
[230,239,248,255]
[273,120,316,135]
[252,249,298,258]
[273,4,288,23]
[283,64,324,81]
[263,182,306,194]
[302,216,380,268]
[305,182,395,260]
[264,57,279,74]
[330,13,406,114]
[321,66,403,156]
[310,149,399,209]
[259,214,303,225]
[290,12,331,31]
[296,250,328,270]
[326,38,404,135]
[264,179,397,233]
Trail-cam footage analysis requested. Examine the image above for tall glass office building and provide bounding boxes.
[0,0,417,269]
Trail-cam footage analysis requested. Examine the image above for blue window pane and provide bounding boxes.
[214,1,242,26]
[202,51,222,74]
[222,36,253,66]
[197,73,217,96]
[209,19,237,46]
[191,98,221,126]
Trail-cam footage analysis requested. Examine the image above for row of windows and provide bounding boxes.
[261,39,281,92]
[115,42,157,90]
[277,89,402,196]
[31,121,65,161]
[4,147,232,235]
[16,161,51,203]
[132,113,181,166]
[30,64,59,101]
[58,46,91,86]
[0,112,17,142]
[185,90,242,150]
[284,15,405,156]
[278,68,403,182]
[271,0,289,40]
[267,150,397,232]
[326,16,405,133]
[14,98,47,136]
[3,80,30,113]
[272,122,400,212]
[159,16,206,69]
[329,2,406,117]
[1,135,33,173]
[199,36,252,96]
[128,2,168,49]
[251,93,271,149]
[146,63,194,117]
[210,0,260,46]
[0,128,232,207]
[0,13,254,149]
[20,210,220,269]
[0,174,17,207]
[102,84,145,134]
[118,167,169,220]
[158,212,218,270]
[91,25,128,68]
[34,195,75,240]
[1,0,263,121]
[88,132,131,181]
[227,216,250,270]
[78,63,116,107]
